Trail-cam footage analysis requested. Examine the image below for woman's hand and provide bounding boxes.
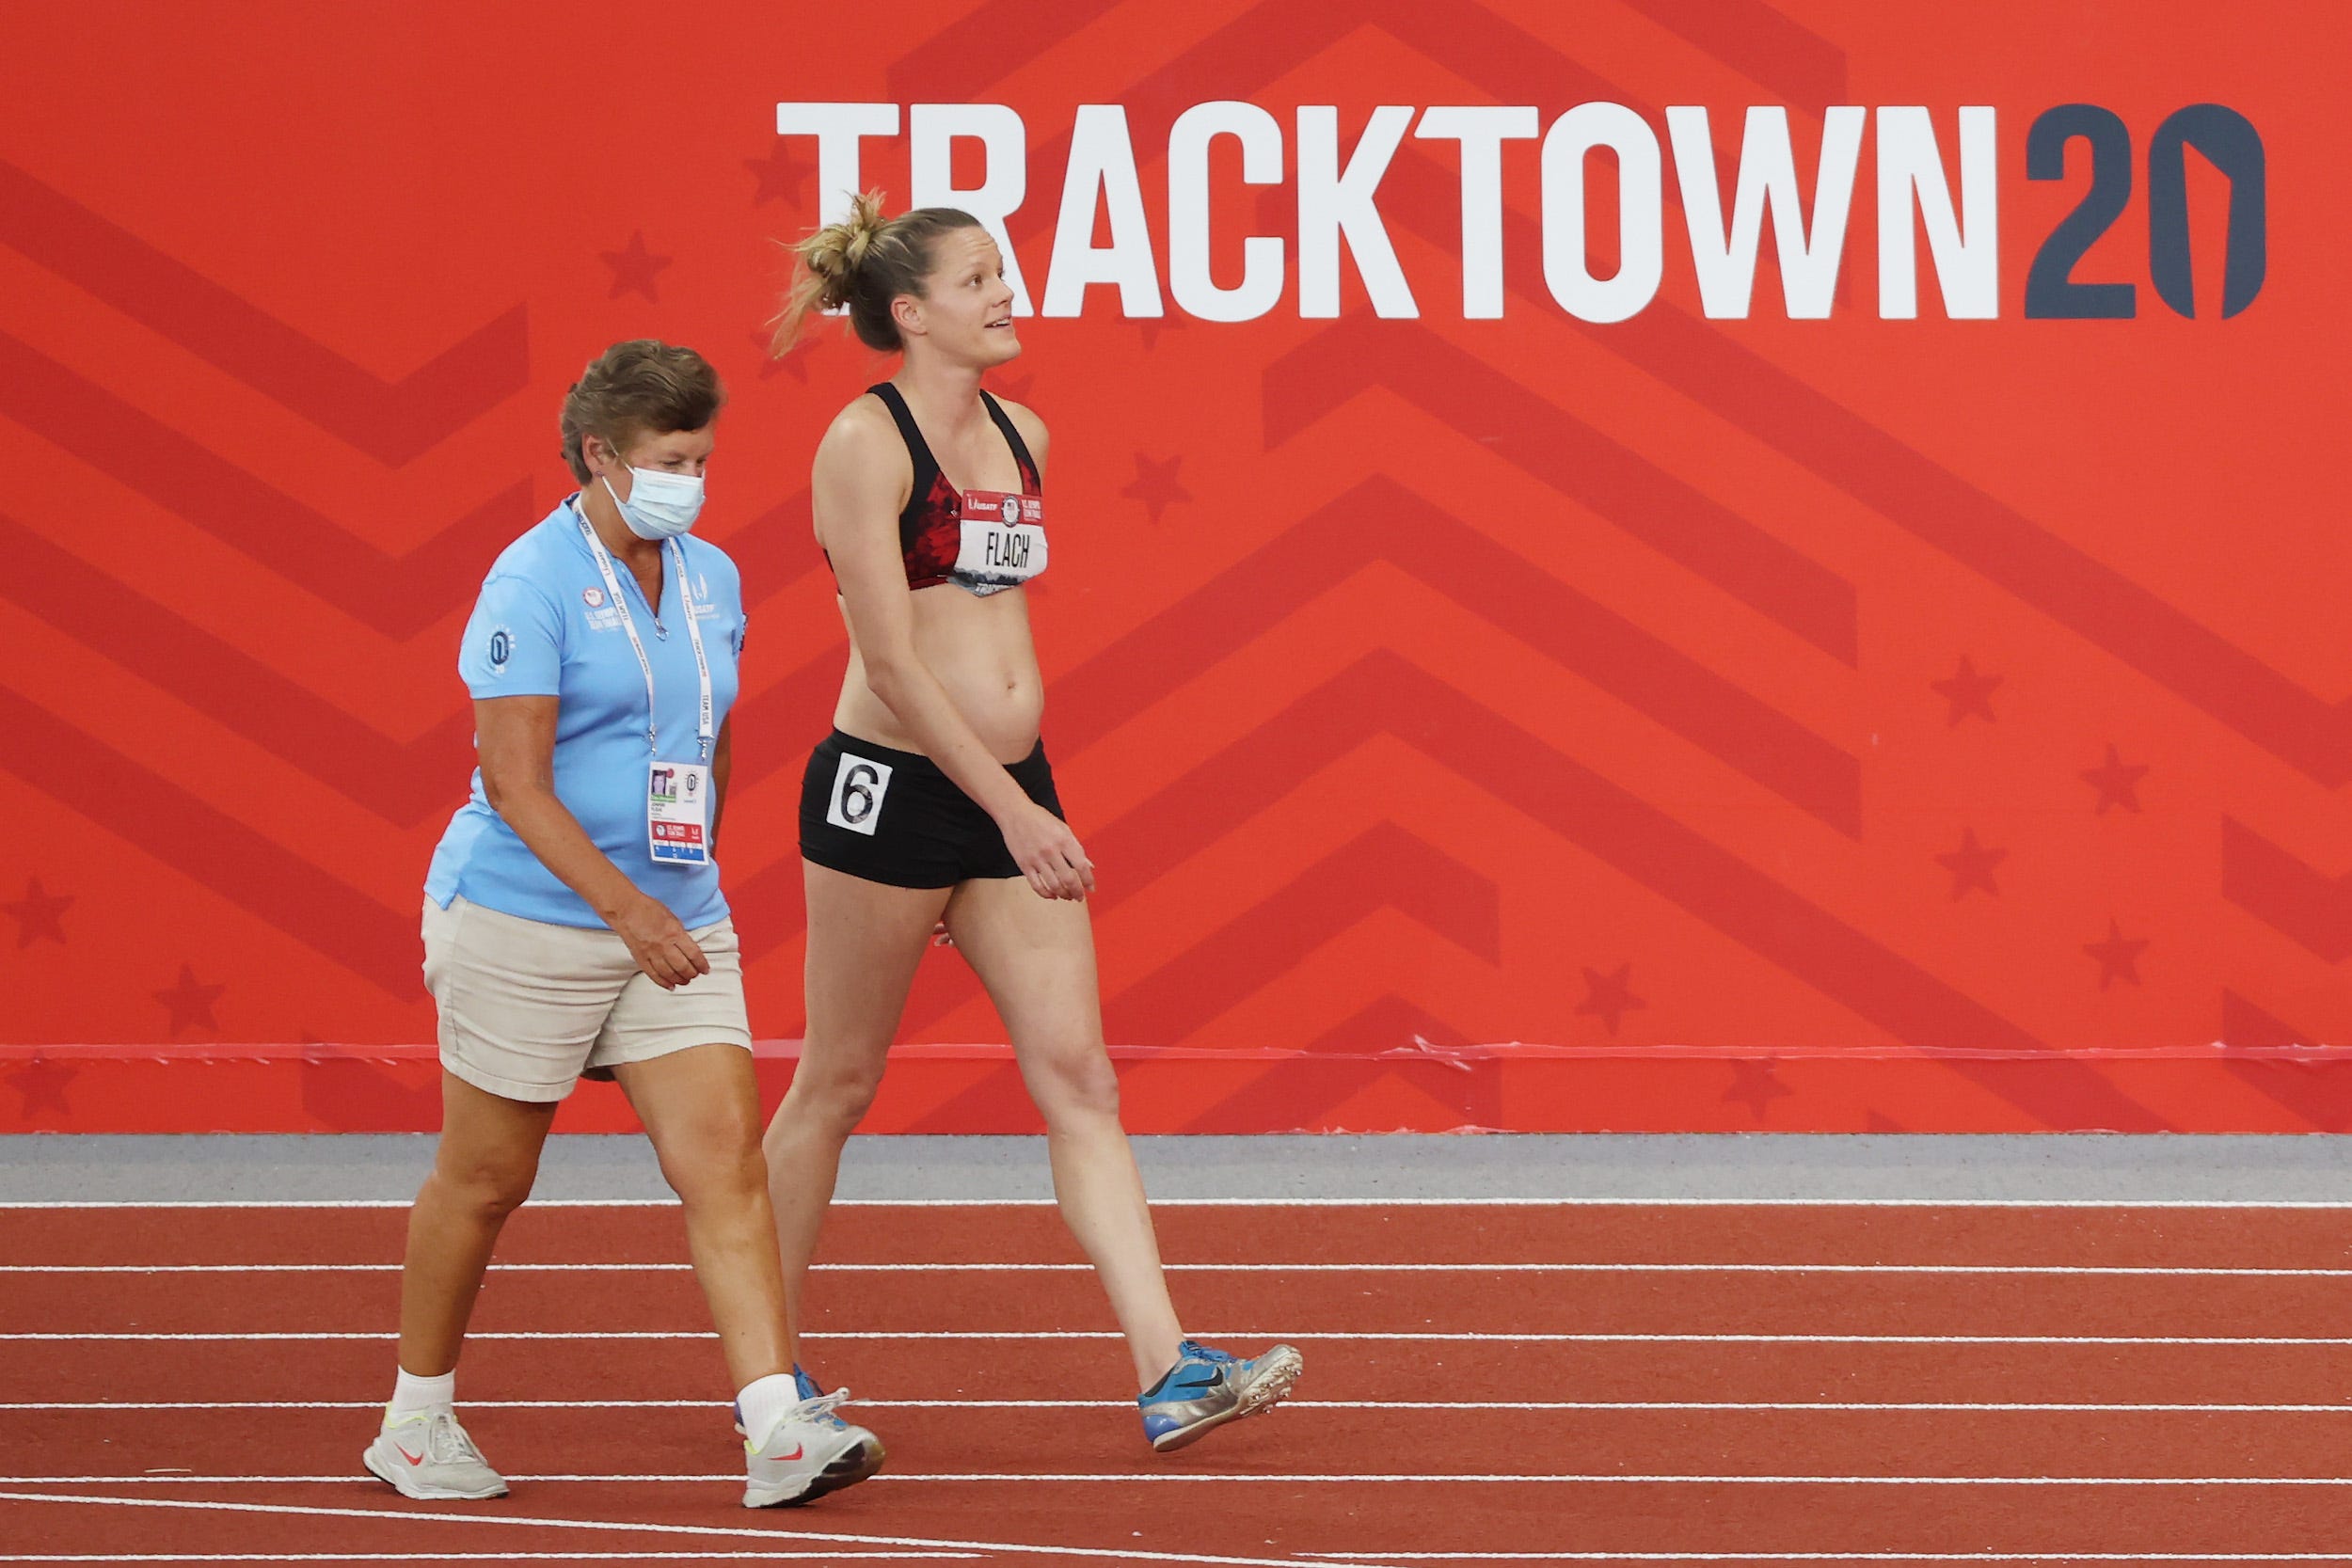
[999,802,1095,901]
[608,894,711,989]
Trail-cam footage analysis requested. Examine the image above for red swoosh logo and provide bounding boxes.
[395,1445,425,1466]
[765,1443,804,1462]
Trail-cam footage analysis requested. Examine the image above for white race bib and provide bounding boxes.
[954,489,1047,592]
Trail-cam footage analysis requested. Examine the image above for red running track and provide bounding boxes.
[2,1200,2349,1565]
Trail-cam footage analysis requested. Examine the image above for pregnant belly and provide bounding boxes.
[936,662,1045,759]
[834,587,1047,764]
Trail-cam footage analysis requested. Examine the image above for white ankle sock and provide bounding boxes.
[737,1372,801,1441]
[387,1368,455,1419]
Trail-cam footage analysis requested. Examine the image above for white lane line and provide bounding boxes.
[1294,1555,2352,1562]
[8,1262,2345,1276]
[0,1490,1397,1568]
[8,1331,2347,1346]
[0,1556,974,1563]
[5,1198,2350,1210]
[7,1400,2350,1415]
[5,1473,2350,1487]
[0,1552,2331,1564]
[0,1558,2335,1568]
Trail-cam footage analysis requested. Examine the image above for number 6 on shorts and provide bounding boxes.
[826,753,892,835]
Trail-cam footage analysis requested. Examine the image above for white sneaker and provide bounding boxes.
[743,1388,885,1508]
[362,1408,508,1500]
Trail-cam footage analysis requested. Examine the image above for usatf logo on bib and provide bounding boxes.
[827,752,893,835]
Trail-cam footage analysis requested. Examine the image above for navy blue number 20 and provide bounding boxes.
[2025,103,2265,320]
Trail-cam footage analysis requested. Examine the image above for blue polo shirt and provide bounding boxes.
[425,499,746,929]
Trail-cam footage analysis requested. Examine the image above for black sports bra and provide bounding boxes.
[848,384,1047,596]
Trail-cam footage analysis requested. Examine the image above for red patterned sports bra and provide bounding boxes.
[848,383,1046,597]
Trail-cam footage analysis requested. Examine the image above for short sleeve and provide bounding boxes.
[690,542,747,659]
[457,571,564,698]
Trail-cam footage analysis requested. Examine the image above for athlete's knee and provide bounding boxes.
[783,1050,887,1133]
[1026,1045,1120,1124]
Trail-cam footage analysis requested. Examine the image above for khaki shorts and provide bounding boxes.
[421,895,752,1103]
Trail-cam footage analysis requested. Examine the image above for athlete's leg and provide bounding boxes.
[396,1070,558,1378]
[614,1042,794,1388]
[761,862,951,1327]
[943,876,1184,1389]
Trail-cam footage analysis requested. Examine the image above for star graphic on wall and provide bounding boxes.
[1724,1059,1793,1119]
[2083,918,2148,990]
[1934,828,2008,899]
[2081,744,2149,815]
[1136,314,1184,351]
[990,373,1036,404]
[1120,454,1193,523]
[154,964,225,1036]
[1575,963,1646,1037]
[4,878,71,947]
[1931,656,2002,725]
[601,230,672,302]
[7,1055,75,1117]
[753,328,811,383]
[743,143,811,207]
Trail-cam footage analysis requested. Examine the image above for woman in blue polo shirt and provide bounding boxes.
[363,341,882,1511]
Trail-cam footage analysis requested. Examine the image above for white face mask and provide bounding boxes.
[602,465,705,540]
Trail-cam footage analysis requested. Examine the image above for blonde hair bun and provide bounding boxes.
[770,193,985,357]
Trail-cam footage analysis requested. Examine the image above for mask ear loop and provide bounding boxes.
[593,430,635,515]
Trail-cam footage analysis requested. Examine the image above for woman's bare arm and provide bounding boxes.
[816,400,1091,899]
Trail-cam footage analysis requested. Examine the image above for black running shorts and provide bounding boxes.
[798,729,1065,889]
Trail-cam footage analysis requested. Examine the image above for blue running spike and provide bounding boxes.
[1138,1340,1303,1452]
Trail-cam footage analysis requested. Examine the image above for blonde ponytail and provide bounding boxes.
[770,192,984,356]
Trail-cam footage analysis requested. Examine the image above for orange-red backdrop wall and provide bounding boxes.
[3,0,2347,1133]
